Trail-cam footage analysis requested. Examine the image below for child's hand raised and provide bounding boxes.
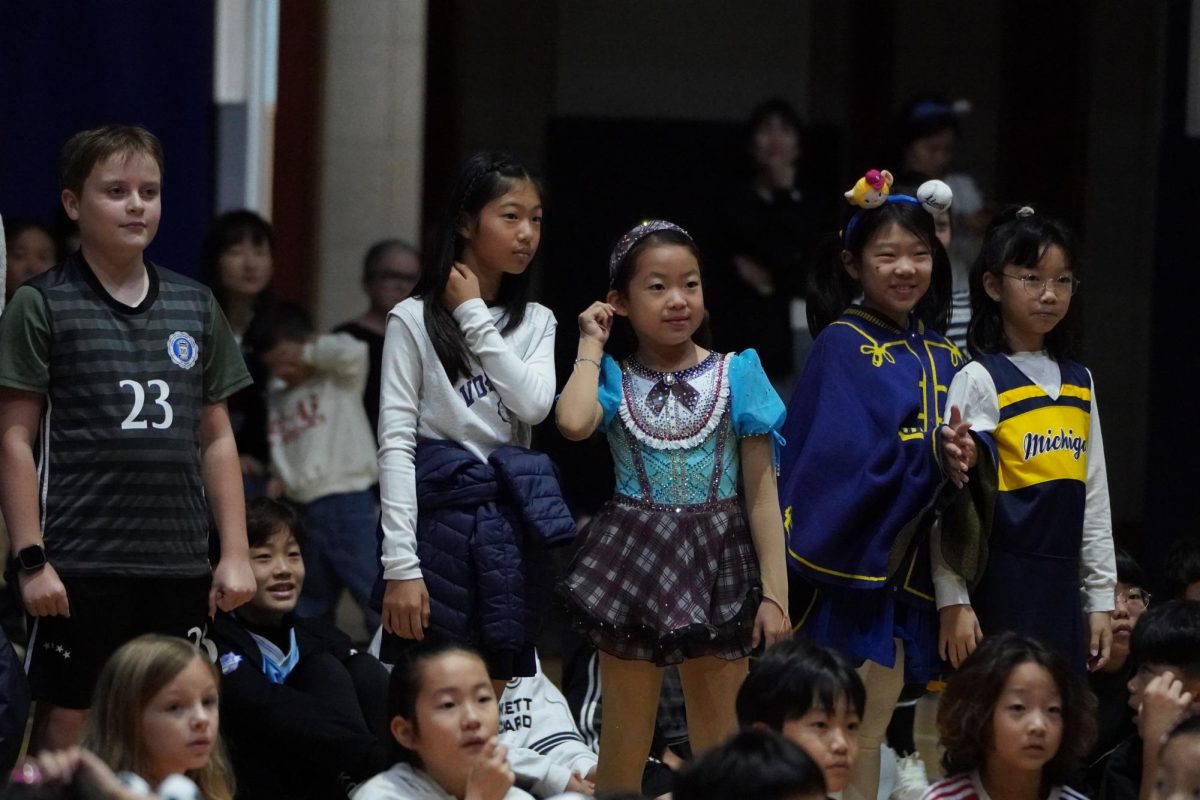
[1138,670,1195,747]
[464,736,514,800]
[443,262,482,311]
[578,301,614,346]
[939,405,975,488]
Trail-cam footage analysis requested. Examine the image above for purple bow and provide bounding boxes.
[645,376,700,415]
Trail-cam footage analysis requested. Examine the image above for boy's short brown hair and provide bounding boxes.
[59,125,164,195]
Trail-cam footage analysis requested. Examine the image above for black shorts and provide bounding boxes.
[26,575,211,709]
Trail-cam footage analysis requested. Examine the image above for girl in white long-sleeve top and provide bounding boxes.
[376,152,555,684]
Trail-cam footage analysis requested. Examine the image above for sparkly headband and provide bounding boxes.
[608,220,692,286]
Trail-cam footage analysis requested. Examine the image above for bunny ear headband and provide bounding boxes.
[841,168,953,243]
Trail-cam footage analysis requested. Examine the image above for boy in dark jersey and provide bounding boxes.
[0,125,256,750]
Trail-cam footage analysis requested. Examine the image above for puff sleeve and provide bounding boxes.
[728,349,786,465]
[596,355,623,432]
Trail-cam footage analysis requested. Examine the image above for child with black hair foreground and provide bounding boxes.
[354,638,533,800]
[926,632,1094,800]
[207,499,391,800]
[1098,600,1200,800]
[256,305,380,632]
[736,638,864,796]
[673,728,826,800]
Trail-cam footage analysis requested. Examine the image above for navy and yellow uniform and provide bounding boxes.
[968,354,1092,666]
[778,306,963,681]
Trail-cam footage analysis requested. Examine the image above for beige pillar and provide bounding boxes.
[316,0,427,330]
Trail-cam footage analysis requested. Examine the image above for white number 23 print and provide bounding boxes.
[119,379,174,430]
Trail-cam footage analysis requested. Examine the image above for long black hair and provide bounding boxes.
[967,206,1080,361]
[806,200,951,336]
[413,151,540,383]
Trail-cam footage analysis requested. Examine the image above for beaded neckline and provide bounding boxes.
[617,352,730,450]
[625,351,719,384]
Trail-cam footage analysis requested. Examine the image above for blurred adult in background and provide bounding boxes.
[717,98,831,390]
[335,239,420,438]
[201,210,283,498]
[894,95,989,312]
[4,220,58,303]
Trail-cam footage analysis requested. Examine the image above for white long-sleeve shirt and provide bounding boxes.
[268,333,379,503]
[377,297,556,581]
[932,351,1116,613]
[351,762,534,800]
[502,654,598,796]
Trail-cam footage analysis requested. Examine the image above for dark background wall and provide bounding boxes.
[0,2,216,279]
[1,2,1185,576]
[426,0,1169,557]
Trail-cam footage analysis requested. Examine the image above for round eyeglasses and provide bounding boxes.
[1115,587,1151,610]
[1002,273,1080,298]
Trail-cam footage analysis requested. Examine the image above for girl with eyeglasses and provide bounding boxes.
[935,205,1116,678]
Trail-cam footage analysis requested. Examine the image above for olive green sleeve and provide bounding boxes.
[0,286,51,394]
[202,294,253,403]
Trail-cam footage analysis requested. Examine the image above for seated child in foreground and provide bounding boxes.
[672,728,826,800]
[1099,600,1200,800]
[926,632,1094,800]
[735,638,864,797]
[207,498,390,799]
[353,637,534,800]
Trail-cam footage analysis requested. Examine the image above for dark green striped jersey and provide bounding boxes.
[0,252,252,577]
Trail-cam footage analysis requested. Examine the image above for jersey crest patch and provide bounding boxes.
[168,331,199,369]
[219,652,243,675]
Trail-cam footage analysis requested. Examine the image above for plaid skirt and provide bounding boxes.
[558,495,761,665]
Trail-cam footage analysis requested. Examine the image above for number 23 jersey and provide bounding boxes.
[0,252,251,577]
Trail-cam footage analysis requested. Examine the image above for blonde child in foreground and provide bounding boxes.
[82,634,235,799]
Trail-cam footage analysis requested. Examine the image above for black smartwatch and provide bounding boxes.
[15,544,47,573]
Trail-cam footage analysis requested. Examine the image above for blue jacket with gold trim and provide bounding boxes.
[779,306,964,593]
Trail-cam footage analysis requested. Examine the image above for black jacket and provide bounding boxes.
[208,613,390,799]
